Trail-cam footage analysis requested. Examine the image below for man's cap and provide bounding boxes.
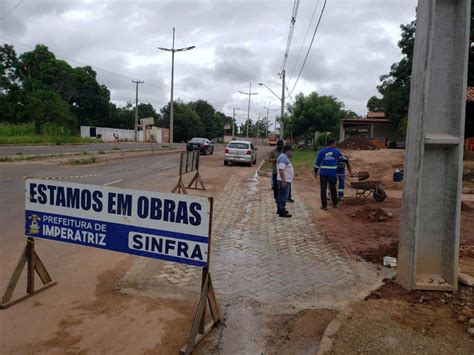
[283,145,293,153]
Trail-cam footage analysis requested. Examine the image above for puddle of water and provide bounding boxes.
[219,305,266,354]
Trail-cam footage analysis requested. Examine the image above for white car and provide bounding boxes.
[224,140,258,167]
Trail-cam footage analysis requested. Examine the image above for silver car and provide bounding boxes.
[224,140,258,167]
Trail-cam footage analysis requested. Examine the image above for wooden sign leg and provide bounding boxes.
[179,272,221,355]
[187,172,206,191]
[172,177,188,195]
[1,238,56,310]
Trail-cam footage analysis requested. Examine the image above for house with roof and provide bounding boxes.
[338,111,404,146]
[340,87,474,148]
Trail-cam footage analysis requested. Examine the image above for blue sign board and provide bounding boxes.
[25,179,211,267]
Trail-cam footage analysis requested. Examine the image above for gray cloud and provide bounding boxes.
[1,0,417,122]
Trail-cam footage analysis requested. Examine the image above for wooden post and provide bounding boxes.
[180,198,220,354]
[1,238,57,309]
[26,238,34,294]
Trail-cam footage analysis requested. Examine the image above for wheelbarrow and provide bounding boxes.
[348,172,387,202]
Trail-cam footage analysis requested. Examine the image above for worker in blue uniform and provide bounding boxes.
[336,154,354,201]
[314,139,340,210]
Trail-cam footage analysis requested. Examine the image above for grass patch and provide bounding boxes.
[291,149,318,176]
[260,159,273,173]
[69,157,97,165]
[112,147,121,150]
[0,122,94,145]
[0,156,12,162]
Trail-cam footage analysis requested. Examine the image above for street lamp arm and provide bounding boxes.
[157,47,173,51]
[175,46,196,52]
[259,83,281,101]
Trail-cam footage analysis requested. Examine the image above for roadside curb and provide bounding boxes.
[256,159,272,177]
[2,148,181,163]
[316,270,396,355]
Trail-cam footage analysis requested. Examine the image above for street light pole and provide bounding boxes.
[232,108,239,138]
[280,69,285,138]
[238,82,258,138]
[158,27,196,145]
[256,113,261,139]
[259,69,286,139]
[132,80,144,142]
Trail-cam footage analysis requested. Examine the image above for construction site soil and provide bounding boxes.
[299,149,474,266]
[338,136,379,150]
[294,149,474,354]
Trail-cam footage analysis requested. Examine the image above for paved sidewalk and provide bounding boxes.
[121,172,389,352]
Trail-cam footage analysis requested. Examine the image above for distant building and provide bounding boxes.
[338,111,403,146]
[466,87,473,137]
[465,87,474,151]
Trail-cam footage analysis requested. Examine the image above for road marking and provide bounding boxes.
[24,153,180,180]
[103,179,123,186]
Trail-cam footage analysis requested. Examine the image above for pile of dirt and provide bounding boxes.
[359,240,398,264]
[351,206,393,222]
[462,201,473,212]
[339,136,379,150]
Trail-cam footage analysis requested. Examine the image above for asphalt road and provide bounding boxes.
[0,142,171,156]
[0,151,191,269]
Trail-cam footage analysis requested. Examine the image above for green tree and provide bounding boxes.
[160,101,205,142]
[373,6,473,129]
[469,1,474,87]
[288,92,346,139]
[0,44,21,122]
[22,89,76,134]
[367,96,386,112]
[375,21,415,129]
[191,100,221,138]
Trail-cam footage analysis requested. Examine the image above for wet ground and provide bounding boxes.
[122,168,391,353]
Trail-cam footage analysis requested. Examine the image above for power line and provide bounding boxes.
[0,0,23,21]
[288,0,321,83]
[289,0,328,96]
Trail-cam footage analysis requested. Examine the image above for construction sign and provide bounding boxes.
[25,178,211,267]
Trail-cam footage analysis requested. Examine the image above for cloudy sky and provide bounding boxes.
[0,0,417,126]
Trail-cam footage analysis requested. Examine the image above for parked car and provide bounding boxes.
[186,137,214,155]
[224,140,257,167]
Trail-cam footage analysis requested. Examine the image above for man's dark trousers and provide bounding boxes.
[272,173,278,202]
[320,175,338,208]
[273,173,292,203]
[277,181,291,214]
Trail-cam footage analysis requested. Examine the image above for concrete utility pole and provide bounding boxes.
[263,103,278,138]
[256,113,261,139]
[232,108,239,137]
[280,69,286,137]
[398,0,471,291]
[158,27,196,145]
[239,82,258,138]
[132,80,144,142]
[259,72,286,139]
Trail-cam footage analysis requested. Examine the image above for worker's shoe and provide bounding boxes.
[320,206,328,211]
[287,197,295,203]
[333,204,339,209]
[279,212,292,218]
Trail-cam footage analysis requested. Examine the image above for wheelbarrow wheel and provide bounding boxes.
[373,187,387,202]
